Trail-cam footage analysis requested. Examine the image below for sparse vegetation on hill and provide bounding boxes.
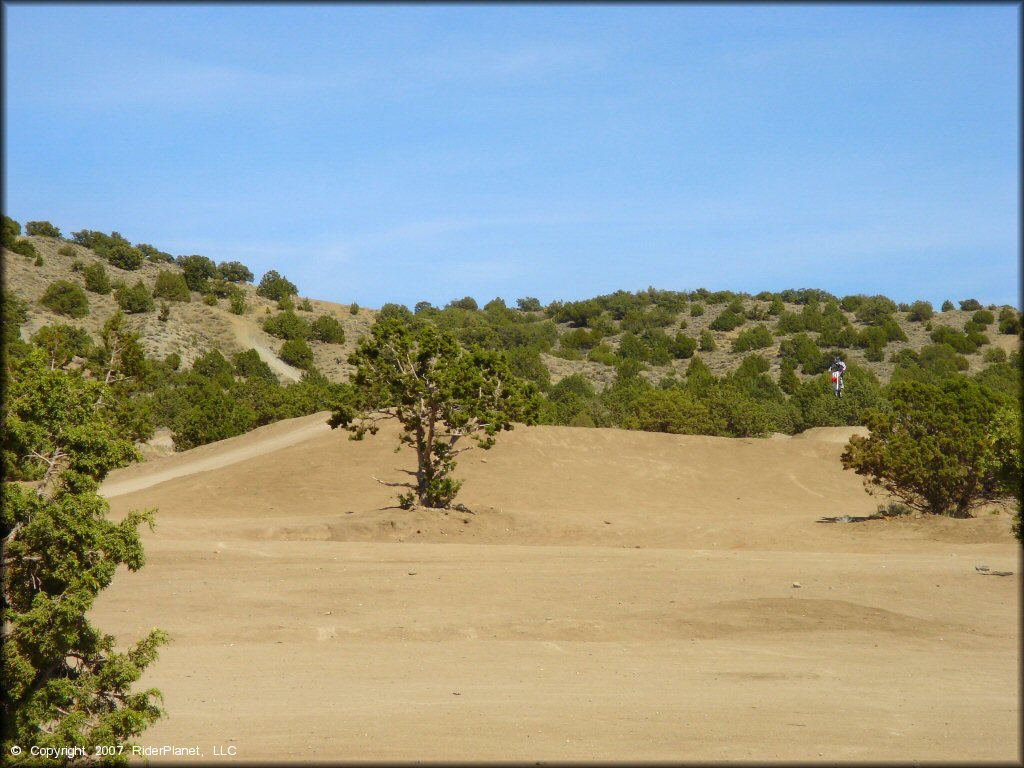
[3,217,1021,523]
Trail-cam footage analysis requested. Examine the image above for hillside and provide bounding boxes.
[5,231,1019,391]
[5,224,1021,457]
[5,234,373,380]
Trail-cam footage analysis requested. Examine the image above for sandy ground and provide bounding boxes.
[95,416,1020,763]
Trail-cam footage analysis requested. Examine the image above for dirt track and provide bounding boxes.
[96,414,1020,762]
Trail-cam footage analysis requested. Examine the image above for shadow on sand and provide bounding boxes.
[815,514,877,524]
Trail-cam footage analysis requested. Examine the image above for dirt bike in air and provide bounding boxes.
[831,370,844,398]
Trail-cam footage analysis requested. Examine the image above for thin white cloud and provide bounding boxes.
[414,43,604,81]
[54,58,328,111]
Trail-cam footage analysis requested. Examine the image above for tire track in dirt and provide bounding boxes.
[225,312,303,383]
[101,415,331,498]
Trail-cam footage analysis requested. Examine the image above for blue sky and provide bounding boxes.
[4,3,1019,309]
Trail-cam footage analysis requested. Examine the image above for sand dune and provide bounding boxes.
[94,416,1019,762]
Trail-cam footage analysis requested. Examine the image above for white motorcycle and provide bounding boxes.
[831,370,844,398]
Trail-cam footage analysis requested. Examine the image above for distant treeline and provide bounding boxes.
[4,215,1021,449]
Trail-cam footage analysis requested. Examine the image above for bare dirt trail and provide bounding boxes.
[94,419,1020,763]
[101,413,332,498]
[224,311,303,383]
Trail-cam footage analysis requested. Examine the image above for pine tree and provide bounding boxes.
[2,348,168,761]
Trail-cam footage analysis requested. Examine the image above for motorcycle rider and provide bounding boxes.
[829,356,847,397]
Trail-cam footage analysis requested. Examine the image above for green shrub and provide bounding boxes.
[841,377,1007,517]
[997,308,1020,335]
[840,295,864,312]
[83,262,111,294]
[516,297,542,312]
[299,298,314,312]
[263,310,311,340]
[106,243,144,270]
[171,385,257,451]
[58,244,77,258]
[136,243,174,263]
[165,352,181,371]
[699,330,716,351]
[907,300,933,322]
[191,349,234,385]
[206,279,236,298]
[152,270,191,302]
[550,346,582,361]
[279,338,314,369]
[587,343,618,366]
[854,317,903,351]
[941,299,955,312]
[779,332,826,374]
[775,310,805,334]
[30,323,93,367]
[447,296,479,311]
[958,298,982,311]
[875,501,912,518]
[176,255,218,291]
[779,359,800,394]
[890,344,970,385]
[560,327,603,352]
[624,388,715,435]
[864,345,885,362]
[277,294,294,311]
[689,303,704,317]
[229,290,246,315]
[40,280,89,318]
[854,295,898,325]
[983,347,1007,364]
[486,298,513,313]
[732,324,773,352]
[158,303,170,322]
[880,316,907,342]
[217,260,254,283]
[115,280,155,314]
[256,270,298,301]
[791,363,883,429]
[70,259,85,272]
[971,309,995,327]
[378,303,413,325]
[2,215,20,246]
[672,332,697,359]
[930,325,978,354]
[233,349,278,384]
[33,255,44,266]
[203,293,218,306]
[9,239,39,259]
[349,303,360,315]
[709,307,744,331]
[311,314,345,343]
[25,220,61,238]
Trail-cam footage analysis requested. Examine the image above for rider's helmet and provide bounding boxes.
[834,356,842,365]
